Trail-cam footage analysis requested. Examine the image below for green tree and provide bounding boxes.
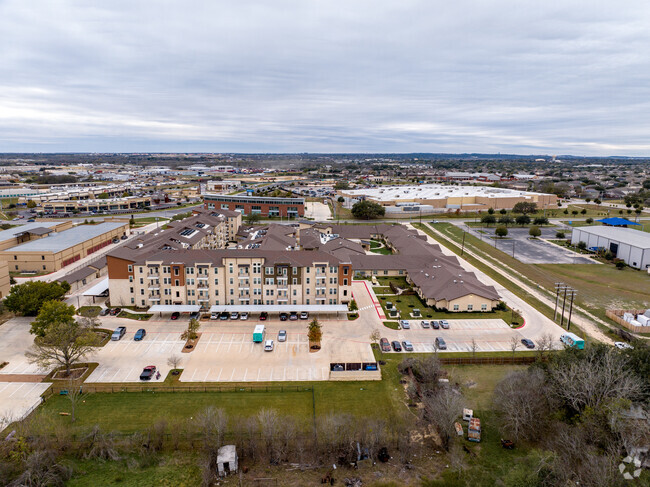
[30,300,76,337]
[481,214,496,226]
[487,207,495,215]
[26,200,37,209]
[97,192,109,199]
[495,225,508,238]
[586,217,594,224]
[245,213,261,225]
[498,215,514,226]
[533,217,549,225]
[181,318,201,341]
[351,200,385,219]
[337,196,345,203]
[512,202,538,214]
[5,281,70,316]
[515,215,531,226]
[333,181,350,190]
[348,299,358,312]
[499,208,507,215]
[307,318,322,344]
[528,226,542,238]
[25,315,100,376]
[556,231,565,239]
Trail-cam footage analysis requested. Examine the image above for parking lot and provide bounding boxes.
[0,382,52,430]
[0,318,49,377]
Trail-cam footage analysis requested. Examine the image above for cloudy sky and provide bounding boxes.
[1,1,649,155]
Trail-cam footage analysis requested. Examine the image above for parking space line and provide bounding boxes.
[203,369,211,381]
[229,369,235,381]
[191,368,198,380]
[216,368,222,381]
[125,366,135,380]
[9,383,25,397]
[256,368,261,381]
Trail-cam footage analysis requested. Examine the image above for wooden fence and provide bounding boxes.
[438,356,540,366]
[43,384,313,396]
[606,309,650,334]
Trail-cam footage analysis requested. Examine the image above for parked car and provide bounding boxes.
[278,330,287,342]
[402,340,414,351]
[230,311,239,320]
[391,341,402,352]
[432,320,440,329]
[420,320,430,328]
[521,338,535,349]
[440,320,450,329]
[279,312,288,321]
[134,328,146,341]
[240,312,249,320]
[332,364,344,371]
[435,337,447,350]
[219,311,229,320]
[189,312,200,320]
[260,312,268,321]
[614,341,634,350]
[380,338,391,352]
[112,238,119,244]
[139,365,157,381]
[210,312,219,320]
[111,326,126,341]
[264,339,274,352]
[289,311,298,321]
[120,235,128,240]
[399,320,410,329]
[27,219,35,222]
[300,311,309,320]
[99,308,110,316]
[110,307,121,316]
[171,312,180,320]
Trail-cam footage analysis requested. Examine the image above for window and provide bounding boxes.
[467,304,473,311]
[139,278,144,284]
[43,265,46,270]
[186,267,194,275]
[174,267,179,276]
[41,255,45,260]
[343,279,348,286]
[453,304,459,311]
[140,289,144,295]
[175,279,179,286]
[292,267,298,275]
[131,298,134,304]
[265,267,273,275]
[343,267,349,275]
[129,276,133,282]
[229,263,234,274]
[229,278,234,285]
[13,256,16,260]
[293,289,297,296]
[214,289,219,296]
[214,278,219,285]
[306,278,310,284]
[306,288,310,295]
[128,265,133,272]
[384,270,388,275]
[481,304,487,311]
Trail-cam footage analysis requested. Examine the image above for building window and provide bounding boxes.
[128,265,133,272]
[292,267,298,275]
[453,304,459,311]
[175,279,179,286]
[265,267,273,275]
[13,256,16,260]
[174,268,179,276]
[214,278,219,285]
[129,276,133,282]
[467,304,473,311]
[343,267,349,275]
[481,304,487,311]
[131,298,134,304]
[41,255,45,260]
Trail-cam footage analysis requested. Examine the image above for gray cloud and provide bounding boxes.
[0,0,649,155]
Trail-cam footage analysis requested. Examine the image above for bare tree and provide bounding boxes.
[369,329,381,349]
[447,441,468,480]
[509,336,519,357]
[492,369,550,441]
[537,332,554,357]
[8,449,72,487]
[257,409,281,463]
[167,355,182,371]
[65,379,83,423]
[421,385,464,450]
[81,425,121,461]
[470,338,478,357]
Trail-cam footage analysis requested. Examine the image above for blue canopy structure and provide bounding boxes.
[596,217,640,227]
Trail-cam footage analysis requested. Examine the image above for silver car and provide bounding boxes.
[278,330,287,342]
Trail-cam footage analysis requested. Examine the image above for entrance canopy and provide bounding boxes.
[209,304,348,313]
[597,217,640,226]
[148,305,201,313]
[82,277,109,296]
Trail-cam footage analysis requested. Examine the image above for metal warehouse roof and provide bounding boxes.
[0,221,60,242]
[342,184,546,202]
[574,226,650,249]
[2,222,126,253]
[209,304,349,313]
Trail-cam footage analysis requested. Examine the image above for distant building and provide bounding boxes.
[571,226,650,270]
[204,194,305,218]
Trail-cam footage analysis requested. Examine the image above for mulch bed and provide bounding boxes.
[52,367,88,380]
[181,333,202,353]
[309,341,321,353]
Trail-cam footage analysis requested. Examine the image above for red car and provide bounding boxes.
[139,366,157,381]
[171,312,180,320]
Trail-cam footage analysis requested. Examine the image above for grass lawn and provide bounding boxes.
[369,245,393,255]
[375,275,410,288]
[373,286,393,294]
[118,310,153,321]
[77,306,101,317]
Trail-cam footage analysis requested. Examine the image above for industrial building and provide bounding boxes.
[1,221,129,273]
[204,194,305,217]
[340,184,557,211]
[0,221,72,251]
[41,196,151,214]
[571,226,650,270]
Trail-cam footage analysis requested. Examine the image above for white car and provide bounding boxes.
[399,320,410,329]
[614,342,634,350]
[420,320,430,328]
[240,312,249,320]
[278,330,287,342]
[210,312,219,320]
[264,339,274,352]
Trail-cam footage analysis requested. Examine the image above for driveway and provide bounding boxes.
[305,202,332,221]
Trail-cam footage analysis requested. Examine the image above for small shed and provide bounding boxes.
[216,445,237,477]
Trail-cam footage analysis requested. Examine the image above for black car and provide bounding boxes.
[99,308,110,316]
[219,311,229,320]
[431,320,440,329]
[279,312,289,321]
[139,365,157,381]
[391,341,402,352]
[521,338,535,349]
[260,312,268,321]
[171,311,180,320]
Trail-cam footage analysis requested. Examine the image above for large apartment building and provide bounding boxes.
[204,194,305,218]
[107,249,351,309]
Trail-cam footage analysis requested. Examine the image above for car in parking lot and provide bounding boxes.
[278,330,287,342]
[264,339,274,351]
[121,235,128,240]
[189,312,200,320]
[230,311,239,320]
[380,338,391,352]
[260,312,268,321]
[219,312,229,320]
[112,238,119,244]
[171,312,180,320]
[402,340,414,351]
[300,311,309,320]
[521,338,535,349]
[614,341,634,350]
[391,341,402,352]
[99,308,110,316]
[420,320,430,328]
[111,326,126,341]
[399,320,410,329]
[440,320,450,329]
[279,312,289,321]
[110,307,121,316]
[431,320,440,329]
[331,364,344,371]
[240,312,249,320]
[139,365,157,381]
[134,328,146,341]
[27,218,35,222]
[210,312,219,320]
[289,311,298,320]
[435,337,447,350]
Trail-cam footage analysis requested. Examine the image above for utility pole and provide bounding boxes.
[560,286,568,327]
[567,290,577,331]
[554,283,563,320]
[461,230,466,256]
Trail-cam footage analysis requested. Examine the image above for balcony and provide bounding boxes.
[147,274,160,279]
[148,286,160,291]
[148,295,161,301]
[197,282,209,289]
[197,276,209,280]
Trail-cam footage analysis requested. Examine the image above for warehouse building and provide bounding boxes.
[571,226,650,270]
[1,221,129,273]
[340,184,557,211]
[0,221,72,251]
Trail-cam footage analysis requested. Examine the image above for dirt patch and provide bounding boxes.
[309,340,321,353]
[181,332,202,353]
[0,374,46,382]
[52,367,88,380]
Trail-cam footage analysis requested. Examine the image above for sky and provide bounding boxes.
[1,0,649,156]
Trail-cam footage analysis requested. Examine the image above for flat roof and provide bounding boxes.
[209,304,348,313]
[342,184,549,202]
[2,222,126,253]
[148,305,201,313]
[82,277,109,296]
[204,194,305,205]
[574,226,650,249]
[0,221,60,242]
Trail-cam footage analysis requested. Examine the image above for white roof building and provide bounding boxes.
[571,226,650,270]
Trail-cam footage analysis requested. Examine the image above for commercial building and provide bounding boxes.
[205,180,242,193]
[0,221,72,251]
[1,221,129,273]
[41,196,151,214]
[204,194,305,218]
[0,261,10,298]
[571,226,650,270]
[340,184,557,211]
